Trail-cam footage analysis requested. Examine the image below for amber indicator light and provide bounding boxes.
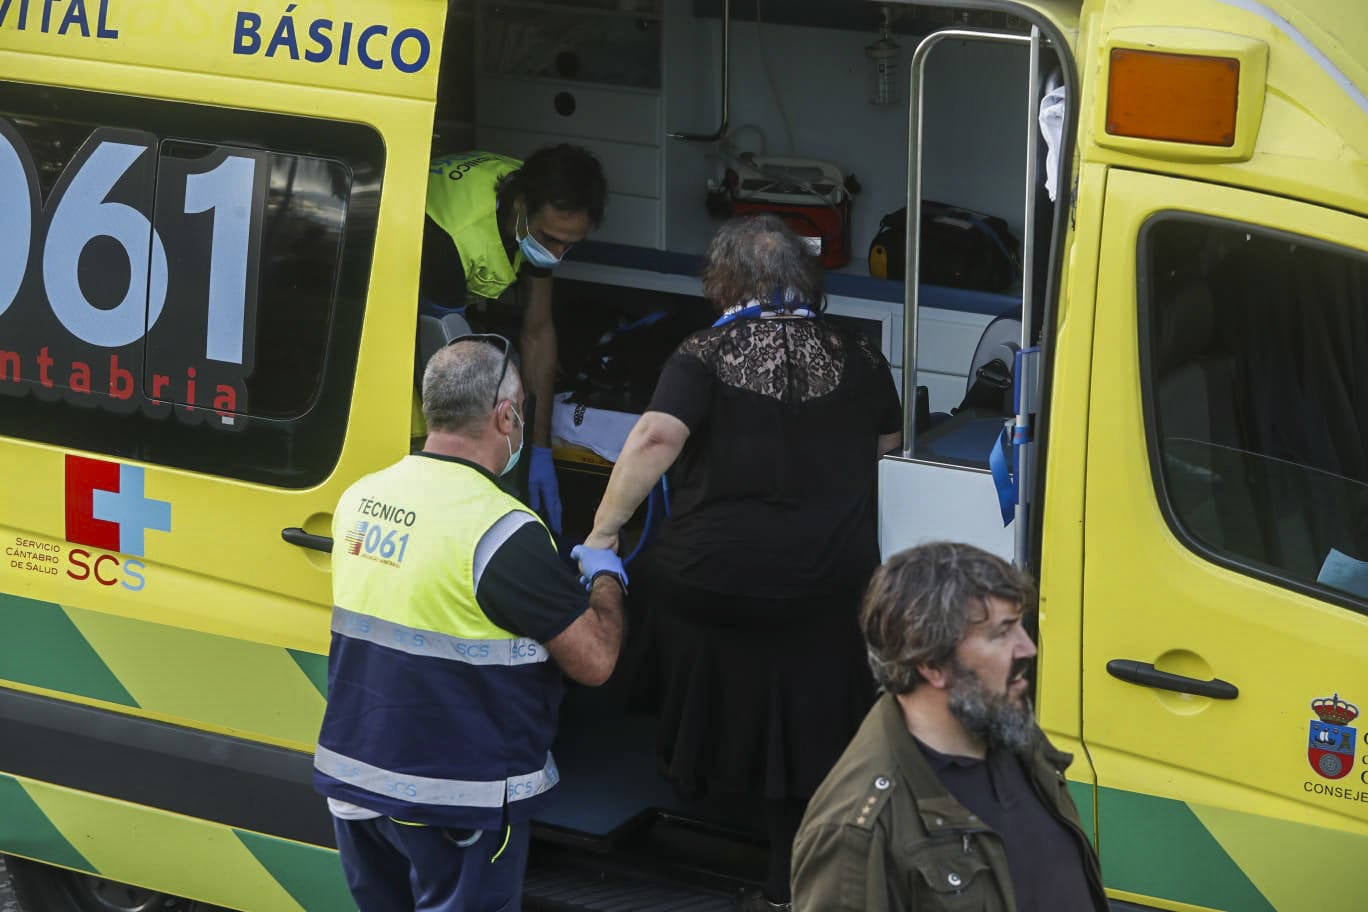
[1106,48,1240,146]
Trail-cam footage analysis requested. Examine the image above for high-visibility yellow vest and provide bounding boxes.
[314,453,562,829]
[425,152,525,301]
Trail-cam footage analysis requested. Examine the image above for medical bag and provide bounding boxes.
[730,157,852,269]
[868,201,1021,292]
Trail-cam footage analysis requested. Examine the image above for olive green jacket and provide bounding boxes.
[791,693,1106,911]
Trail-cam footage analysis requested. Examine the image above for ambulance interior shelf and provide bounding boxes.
[561,240,1024,316]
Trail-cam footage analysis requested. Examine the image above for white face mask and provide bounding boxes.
[501,404,524,476]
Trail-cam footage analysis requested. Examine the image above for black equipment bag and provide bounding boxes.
[867,201,1022,293]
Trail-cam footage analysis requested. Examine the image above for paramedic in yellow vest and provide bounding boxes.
[315,337,626,912]
[421,146,608,536]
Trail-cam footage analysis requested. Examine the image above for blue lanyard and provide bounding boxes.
[713,290,817,328]
[712,304,768,328]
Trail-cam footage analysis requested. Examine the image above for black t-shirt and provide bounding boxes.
[419,213,551,310]
[645,317,901,598]
[421,454,586,642]
[916,739,1103,912]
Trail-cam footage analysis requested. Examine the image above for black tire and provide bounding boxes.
[3,856,224,912]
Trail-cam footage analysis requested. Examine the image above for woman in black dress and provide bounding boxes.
[584,215,902,911]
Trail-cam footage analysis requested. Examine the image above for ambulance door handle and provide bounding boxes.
[1106,660,1238,700]
[282,527,333,553]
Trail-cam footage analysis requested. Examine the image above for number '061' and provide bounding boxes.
[0,120,265,364]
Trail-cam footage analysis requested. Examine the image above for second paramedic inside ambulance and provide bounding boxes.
[420,145,609,534]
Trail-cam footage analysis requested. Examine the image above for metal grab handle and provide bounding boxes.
[282,527,333,553]
[1106,659,1239,700]
[902,28,1037,456]
[667,0,729,141]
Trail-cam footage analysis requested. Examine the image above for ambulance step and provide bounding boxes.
[524,864,736,911]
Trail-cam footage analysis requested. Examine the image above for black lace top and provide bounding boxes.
[646,317,902,598]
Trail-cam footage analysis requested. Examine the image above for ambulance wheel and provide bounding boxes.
[5,856,224,912]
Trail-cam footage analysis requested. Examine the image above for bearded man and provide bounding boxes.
[790,543,1106,912]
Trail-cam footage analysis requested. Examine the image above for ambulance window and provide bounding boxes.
[149,142,350,421]
[0,82,382,488]
[1142,217,1368,613]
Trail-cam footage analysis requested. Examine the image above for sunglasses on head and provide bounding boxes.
[446,333,513,410]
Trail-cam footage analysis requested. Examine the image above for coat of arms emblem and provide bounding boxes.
[1308,693,1358,780]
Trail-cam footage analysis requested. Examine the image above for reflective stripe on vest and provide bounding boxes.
[331,606,549,667]
[315,745,560,807]
[425,151,524,300]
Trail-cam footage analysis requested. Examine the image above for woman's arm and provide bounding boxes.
[585,411,690,551]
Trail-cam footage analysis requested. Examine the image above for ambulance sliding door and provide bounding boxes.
[0,54,437,882]
[0,81,387,727]
[1082,170,1368,910]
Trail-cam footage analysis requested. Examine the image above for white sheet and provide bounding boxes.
[551,392,640,464]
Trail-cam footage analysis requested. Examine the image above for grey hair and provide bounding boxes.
[421,340,521,434]
[860,542,1037,694]
[701,214,824,313]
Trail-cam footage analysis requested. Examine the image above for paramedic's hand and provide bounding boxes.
[571,544,628,594]
[529,446,563,535]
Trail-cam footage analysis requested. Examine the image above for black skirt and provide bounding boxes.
[628,557,876,802]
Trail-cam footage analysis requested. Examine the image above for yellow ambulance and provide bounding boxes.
[0,0,1363,909]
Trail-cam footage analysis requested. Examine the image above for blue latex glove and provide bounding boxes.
[528,446,562,535]
[570,545,628,594]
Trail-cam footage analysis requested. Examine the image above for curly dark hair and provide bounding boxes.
[496,143,607,226]
[701,215,825,313]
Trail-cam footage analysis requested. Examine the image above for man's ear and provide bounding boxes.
[493,400,514,434]
[916,661,951,691]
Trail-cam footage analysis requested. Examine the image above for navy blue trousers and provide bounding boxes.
[333,817,530,912]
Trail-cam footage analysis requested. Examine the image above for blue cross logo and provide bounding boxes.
[92,465,172,558]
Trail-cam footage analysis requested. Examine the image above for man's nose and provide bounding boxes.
[1014,625,1038,659]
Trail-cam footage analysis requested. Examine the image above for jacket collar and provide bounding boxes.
[876,693,988,836]
[876,691,1074,836]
